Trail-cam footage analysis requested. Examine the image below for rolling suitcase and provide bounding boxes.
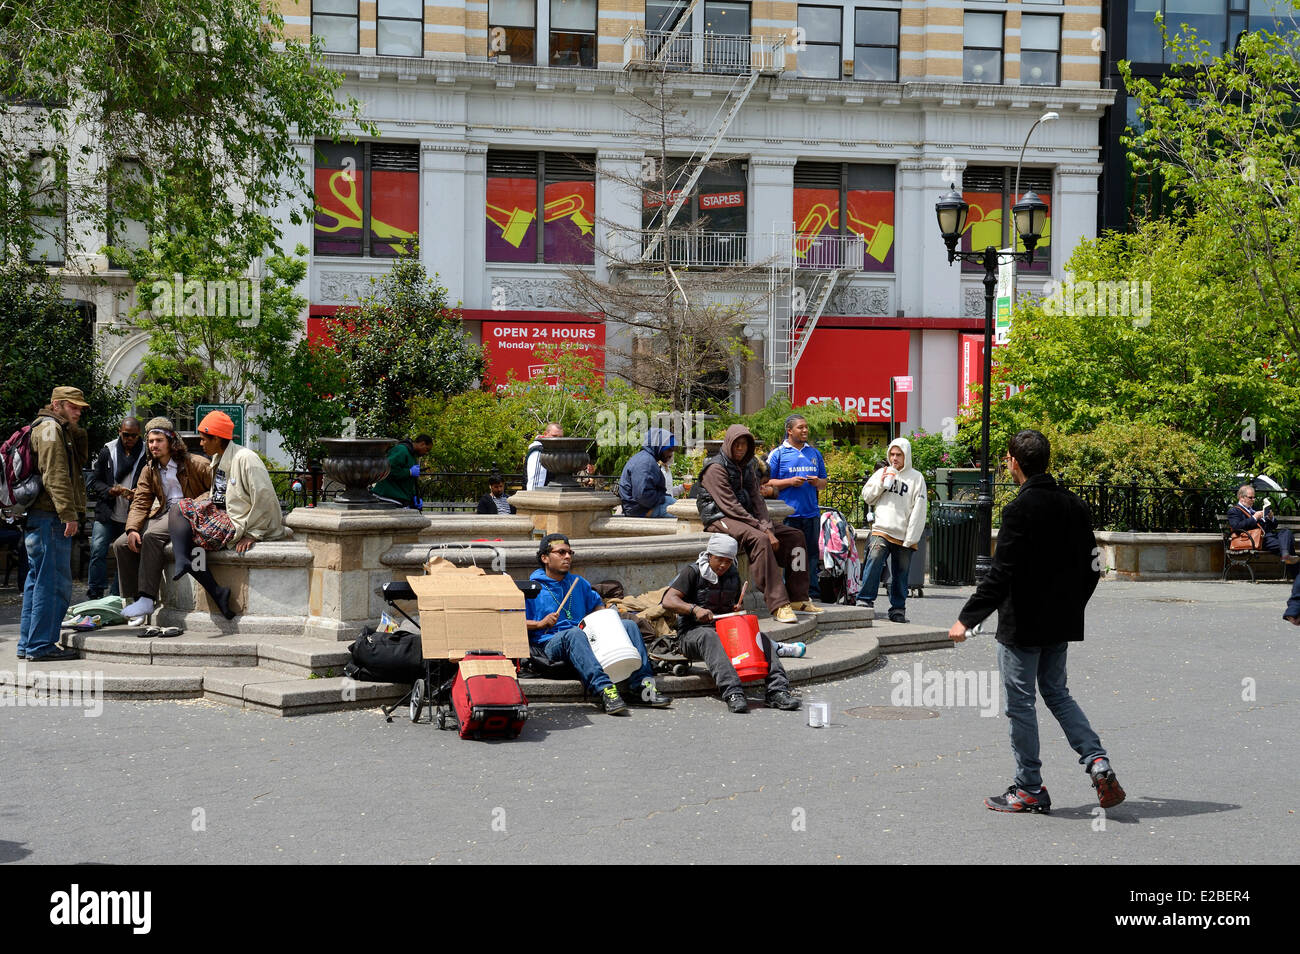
[450,650,528,739]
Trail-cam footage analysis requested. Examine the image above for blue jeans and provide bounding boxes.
[646,495,674,519]
[785,515,820,599]
[997,641,1106,790]
[87,518,124,598]
[857,535,911,611]
[1286,572,1300,618]
[542,619,656,694]
[17,510,74,660]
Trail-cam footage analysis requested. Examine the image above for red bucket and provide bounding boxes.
[714,613,767,683]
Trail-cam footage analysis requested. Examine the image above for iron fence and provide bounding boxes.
[267,470,618,513]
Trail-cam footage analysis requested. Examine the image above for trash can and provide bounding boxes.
[930,501,981,585]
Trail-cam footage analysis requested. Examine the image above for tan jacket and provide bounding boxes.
[29,405,88,523]
[209,441,286,543]
[126,454,211,534]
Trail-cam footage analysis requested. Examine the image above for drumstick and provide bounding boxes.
[553,577,580,619]
[735,581,748,612]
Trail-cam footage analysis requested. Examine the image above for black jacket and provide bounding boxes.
[957,473,1100,648]
[87,438,147,524]
[475,492,517,515]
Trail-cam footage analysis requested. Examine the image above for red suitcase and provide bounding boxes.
[450,652,528,740]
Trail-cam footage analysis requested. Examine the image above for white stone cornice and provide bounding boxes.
[1057,164,1105,176]
[750,156,798,168]
[899,158,966,173]
[597,149,644,162]
[421,141,477,154]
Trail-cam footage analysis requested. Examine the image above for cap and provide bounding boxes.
[51,386,90,408]
[144,416,176,434]
[197,410,235,440]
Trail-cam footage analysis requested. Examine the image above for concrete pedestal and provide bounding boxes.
[285,507,431,641]
[510,487,619,537]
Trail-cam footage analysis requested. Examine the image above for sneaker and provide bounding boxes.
[1285,554,1300,565]
[27,646,80,663]
[765,689,801,711]
[854,599,874,609]
[599,686,628,715]
[724,691,749,713]
[630,679,672,708]
[776,641,806,658]
[1284,614,1300,626]
[984,784,1051,814]
[888,611,908,624]
[1088,758,1126,809]
[790,600,824,615]
[772,605,798,624]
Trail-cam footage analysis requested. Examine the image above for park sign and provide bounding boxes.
[195,404,245,446]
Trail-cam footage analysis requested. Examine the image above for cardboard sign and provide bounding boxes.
[409,559,530,661]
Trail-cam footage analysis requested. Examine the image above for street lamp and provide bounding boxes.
[934,178,1048,582]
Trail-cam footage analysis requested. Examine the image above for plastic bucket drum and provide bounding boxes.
[714,613,767,683]
[580,608,642,683]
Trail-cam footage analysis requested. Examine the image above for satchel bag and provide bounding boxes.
[179,497,237,551]
[1229,527,1264,550]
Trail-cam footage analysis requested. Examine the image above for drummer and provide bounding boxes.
[660,534,802,714]
[526,533,673,716]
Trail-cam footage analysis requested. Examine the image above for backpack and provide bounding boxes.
[0,420,46,511]
[818,509,861,605]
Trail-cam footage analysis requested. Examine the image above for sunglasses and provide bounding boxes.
[120,431,140,438]
[548,548,574,557]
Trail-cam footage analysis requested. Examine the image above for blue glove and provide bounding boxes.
[413,496,423,512]
[409,464,421,477]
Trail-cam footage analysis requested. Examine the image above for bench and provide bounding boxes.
[1216,514,1300,582]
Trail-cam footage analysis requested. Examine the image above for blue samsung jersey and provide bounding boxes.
[767,441,826,518]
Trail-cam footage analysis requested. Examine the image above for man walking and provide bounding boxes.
[948,429,1124,814]
[17,386,91,663]
[85,416,146,599]
[767,415,827,601]
[856,437,927,622]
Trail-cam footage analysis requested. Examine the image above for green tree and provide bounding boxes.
[256,335,350,468]
[329,256,485,439]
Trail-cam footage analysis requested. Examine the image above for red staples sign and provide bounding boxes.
[793,329,909,422]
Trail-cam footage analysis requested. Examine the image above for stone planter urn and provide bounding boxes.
[539,436,596,489]
[319,437,397,509]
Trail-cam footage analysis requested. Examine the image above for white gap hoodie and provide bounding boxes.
[861,437,928,548]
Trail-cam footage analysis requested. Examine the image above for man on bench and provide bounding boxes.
[525,533,672,716]
[1228,484,1299,564]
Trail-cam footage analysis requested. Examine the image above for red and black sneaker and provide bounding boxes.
[985,784,1052,814]
[1089,758,1126,809]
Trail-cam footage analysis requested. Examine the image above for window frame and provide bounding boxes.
[550,0,599,68]
[489,0,538,64]
[1019,13,1061,86]
[313,140,421,259]
[963,11,1004,84]
[107,158,150,271]
[311,0,360,55]
[486,150,598,265]
[853,7,900,82]
[796,4,843,80]
[25,152,66,267]
[377,0,425,58]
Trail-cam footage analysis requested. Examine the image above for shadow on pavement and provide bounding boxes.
[1047,796,1240,823]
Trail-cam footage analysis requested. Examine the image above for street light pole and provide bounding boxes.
[935,180,1048,583]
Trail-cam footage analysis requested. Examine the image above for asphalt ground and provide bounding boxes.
[0,578,1295,876]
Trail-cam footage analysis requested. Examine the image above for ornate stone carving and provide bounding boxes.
[317,270,379,305]
[485,278,572,310]
[826,285,891,316]
[963,287,985,318]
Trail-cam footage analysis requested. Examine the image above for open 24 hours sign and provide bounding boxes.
[482,320,606,391]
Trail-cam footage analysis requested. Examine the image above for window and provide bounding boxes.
[552,0,598,67]
[646,0,693,65]
[704,2,751,73]
[26,154,65,265]
[1128,0,1236,63]
[642,157,748,264]
[486,151,596,265]
[1020,15,1060,86]
[378,0,423,57]
[314,142,420,258]
[313,0,359,54]
[107,159,150,270]
[797,6,842,79]
[960,167,1052,273]
[793,162,895,272]
[489,0,536,64]
[963,12,1003,84]
[854,9,899,82]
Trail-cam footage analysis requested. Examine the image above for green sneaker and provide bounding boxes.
[599,686,628,715]
[632,678,672,708]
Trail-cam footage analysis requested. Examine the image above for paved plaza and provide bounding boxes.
[1,579,1296,865]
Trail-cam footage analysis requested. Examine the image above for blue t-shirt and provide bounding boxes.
[525,569,603,644]
[767,441,826,519]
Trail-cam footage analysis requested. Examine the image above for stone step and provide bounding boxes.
[63,628,352,678]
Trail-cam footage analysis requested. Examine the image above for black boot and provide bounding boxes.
[189,567,236,620]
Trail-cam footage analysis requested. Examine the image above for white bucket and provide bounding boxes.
[580,608,642,684]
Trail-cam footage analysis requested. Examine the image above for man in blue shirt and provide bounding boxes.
[526,533,672,715]
[767,415,828,606]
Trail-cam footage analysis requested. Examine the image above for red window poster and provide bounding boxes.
[792,329,909,422]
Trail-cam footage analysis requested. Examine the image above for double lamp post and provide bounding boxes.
[932,113,1054,581]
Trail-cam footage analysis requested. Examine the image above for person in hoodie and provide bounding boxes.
[856,437,927,622]
[618,427,677,517]
[525,533,672,715]
[696,424,813,624]
[85,416,147,599]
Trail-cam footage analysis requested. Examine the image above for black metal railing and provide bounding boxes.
[266,469,619,513]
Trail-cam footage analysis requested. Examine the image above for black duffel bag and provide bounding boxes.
[345,626,425,683]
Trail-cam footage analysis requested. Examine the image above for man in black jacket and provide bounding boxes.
[1227,484,1298,562]
[85,416,146,599]
[948,429,1125,814]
